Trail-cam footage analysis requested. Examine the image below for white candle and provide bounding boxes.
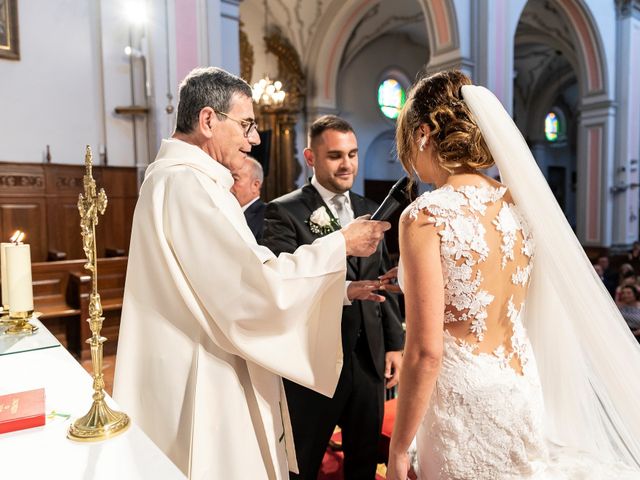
[6,243,33,314]
[0,242,11,309]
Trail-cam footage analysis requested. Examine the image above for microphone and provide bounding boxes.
[370,176,410,221]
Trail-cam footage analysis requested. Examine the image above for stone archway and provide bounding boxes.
[555,0,612,246]
[514,0,612,246]
[555,0,607,96]
[304,0,460,115]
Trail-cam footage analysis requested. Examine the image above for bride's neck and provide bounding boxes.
[435,169,483,188]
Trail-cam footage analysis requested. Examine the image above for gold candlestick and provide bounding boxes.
[68,146,130,442]
[4,310,38,334]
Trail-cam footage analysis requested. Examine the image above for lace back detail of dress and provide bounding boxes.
[408,184,535,376]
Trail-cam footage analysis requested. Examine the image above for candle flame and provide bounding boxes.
[9,230,25,244]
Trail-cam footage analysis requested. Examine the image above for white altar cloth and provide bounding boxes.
[0,329,186,480]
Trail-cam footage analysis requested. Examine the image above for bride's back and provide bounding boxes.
[409,178,534,375]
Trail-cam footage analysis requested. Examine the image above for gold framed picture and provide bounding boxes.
[0,0,19,61]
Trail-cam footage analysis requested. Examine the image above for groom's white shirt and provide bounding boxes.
[113,138,346,479]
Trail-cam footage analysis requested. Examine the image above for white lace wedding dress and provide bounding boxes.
[400,183,640,480]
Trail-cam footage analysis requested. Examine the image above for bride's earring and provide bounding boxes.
[419,136,427,152]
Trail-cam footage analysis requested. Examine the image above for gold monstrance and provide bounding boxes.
[68,146,130,441]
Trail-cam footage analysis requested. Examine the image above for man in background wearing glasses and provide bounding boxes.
[113,67,391,479]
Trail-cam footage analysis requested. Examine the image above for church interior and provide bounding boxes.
[1,0,639,478]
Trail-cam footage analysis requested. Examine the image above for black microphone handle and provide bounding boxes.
[370,197,401,221]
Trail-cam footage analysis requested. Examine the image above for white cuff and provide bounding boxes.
[343,281,352,306]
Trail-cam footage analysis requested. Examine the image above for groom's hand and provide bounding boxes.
[379,266,402,294]
[347,280,386,302]
[341,216,391,257]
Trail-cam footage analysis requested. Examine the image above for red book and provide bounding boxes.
[0,388,45,434]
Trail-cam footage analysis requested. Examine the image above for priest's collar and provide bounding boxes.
[147,138,234,190]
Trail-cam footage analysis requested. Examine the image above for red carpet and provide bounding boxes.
[318,399,397,480]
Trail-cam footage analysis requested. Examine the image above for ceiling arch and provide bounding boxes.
[305,0,459,111]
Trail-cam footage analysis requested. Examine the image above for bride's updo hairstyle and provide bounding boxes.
[396,70,494,179]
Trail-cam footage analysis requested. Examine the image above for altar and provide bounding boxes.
[0,319,186,479]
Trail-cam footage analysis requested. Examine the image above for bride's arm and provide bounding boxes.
[388,212,444,479]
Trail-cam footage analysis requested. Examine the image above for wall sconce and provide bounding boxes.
[115,2,151,116]
[114,1,152,169]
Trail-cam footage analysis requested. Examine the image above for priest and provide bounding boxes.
[112,67,390,479]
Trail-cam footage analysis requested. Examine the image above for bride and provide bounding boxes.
[385,70,640,479]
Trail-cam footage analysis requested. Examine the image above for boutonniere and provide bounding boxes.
[307,206,340,236]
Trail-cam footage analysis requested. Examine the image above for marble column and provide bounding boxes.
[208,0,242,75]
[470,0,527,115]
[611,0,640,247]
[575,97,616,247]
[425,0,474,81]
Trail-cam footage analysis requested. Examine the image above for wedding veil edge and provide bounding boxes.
[461,84,640,468]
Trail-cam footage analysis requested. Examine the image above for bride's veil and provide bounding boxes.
[462,85,640,468]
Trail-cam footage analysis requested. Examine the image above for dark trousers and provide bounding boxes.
[287,340,384,480]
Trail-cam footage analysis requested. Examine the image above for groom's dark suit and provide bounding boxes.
[263,183,404,479]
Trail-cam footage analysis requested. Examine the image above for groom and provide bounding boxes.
[263,115,405,479]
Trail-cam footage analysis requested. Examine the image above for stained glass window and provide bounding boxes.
[545,112,559,142]
[378,79,406,120]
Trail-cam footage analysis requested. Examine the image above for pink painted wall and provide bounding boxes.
[561,0,603,93]
[431,0,451,47]
[587,127,602,242]
[324,0,375,100]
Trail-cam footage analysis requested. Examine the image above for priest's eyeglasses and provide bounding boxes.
[215,110,259,138]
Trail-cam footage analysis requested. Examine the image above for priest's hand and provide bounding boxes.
[341,216,391,257]
[347,280,386,302]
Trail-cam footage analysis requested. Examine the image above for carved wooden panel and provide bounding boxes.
[0,162,138,262]
[0,173,45,190]
[0,163,45,195]
[46,200,84,259]
[97,167,138,256]
[101,198,134,255]
[98,167,137,197]
[45,164,101,195]
[0,200,47,261]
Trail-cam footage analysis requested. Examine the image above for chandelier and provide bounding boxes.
[252,76,286,106]
[252,0,286,107]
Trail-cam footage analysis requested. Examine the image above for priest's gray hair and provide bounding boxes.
[175,67,253,134]
[246,156,264,184]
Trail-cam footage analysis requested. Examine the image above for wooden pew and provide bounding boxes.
[32,259,85,354]
[29,257,127,359]
[69,257,127,360]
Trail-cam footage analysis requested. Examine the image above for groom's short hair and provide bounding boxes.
[308,115,355,147]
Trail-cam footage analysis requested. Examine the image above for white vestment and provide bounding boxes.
[113,139,347,479]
